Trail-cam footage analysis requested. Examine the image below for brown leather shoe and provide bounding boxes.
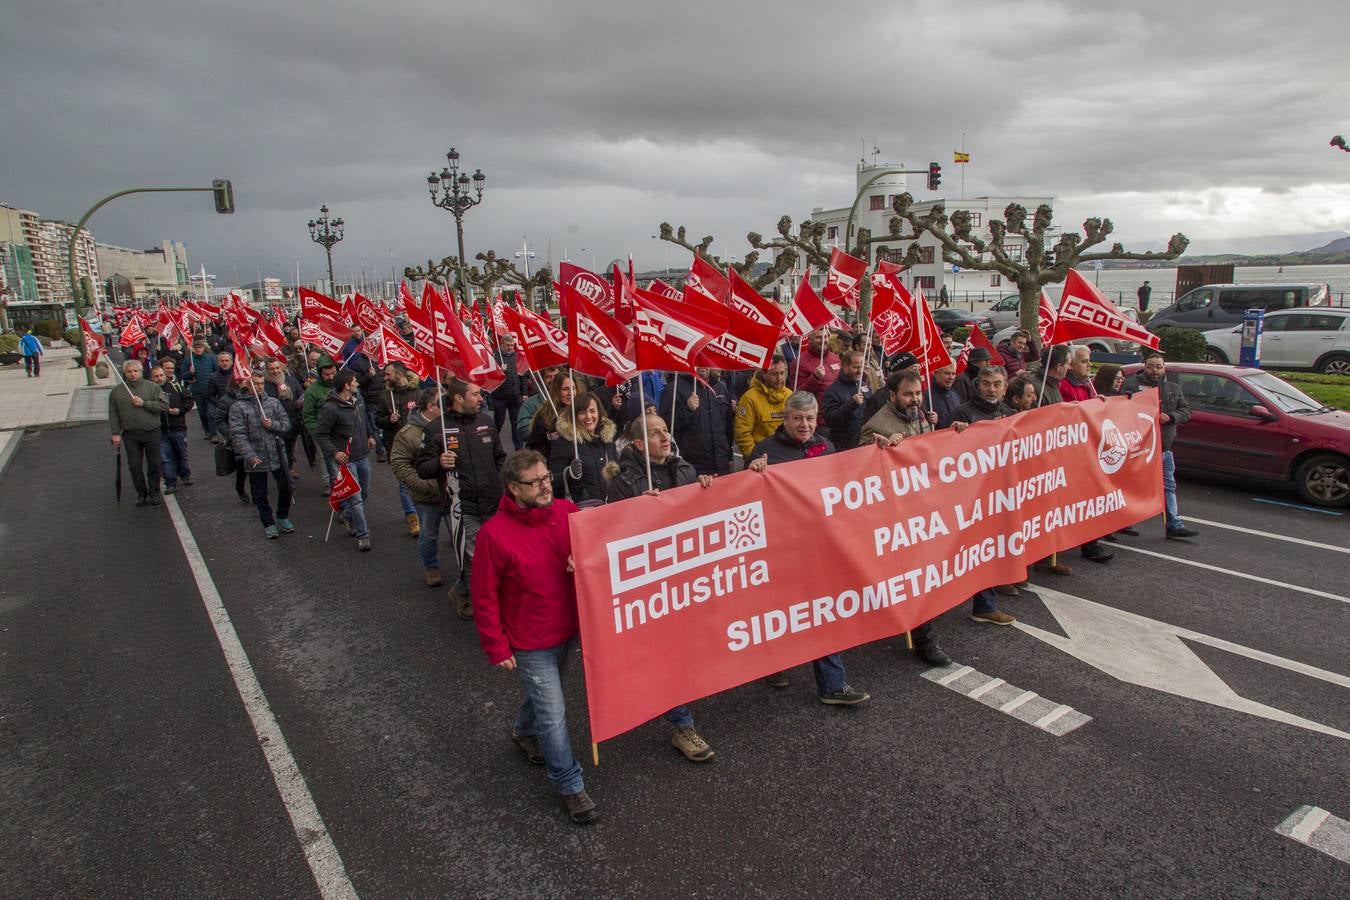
[424,567,442,587]
[450,585,473,619]
[1033,561,1074,576]
[562,789,598,824]
[994,584,1019,596]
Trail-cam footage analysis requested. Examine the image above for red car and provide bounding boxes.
[1122,362,1350,508]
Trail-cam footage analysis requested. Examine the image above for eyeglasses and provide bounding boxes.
[512,474,552,489]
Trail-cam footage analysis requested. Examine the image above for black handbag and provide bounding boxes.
[214,441,236,476]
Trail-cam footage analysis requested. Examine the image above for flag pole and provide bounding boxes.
[668,372,679,426]
[567,368,579,462]
[636,376,654,491]
[793,337,804,389]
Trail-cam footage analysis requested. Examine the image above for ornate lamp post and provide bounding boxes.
[308,205,344,296]
[427,147,485,297]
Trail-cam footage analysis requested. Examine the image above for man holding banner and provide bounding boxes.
[471,449,598,825]
[747,392,870,705]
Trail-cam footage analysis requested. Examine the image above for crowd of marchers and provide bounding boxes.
[105,314,1197,825]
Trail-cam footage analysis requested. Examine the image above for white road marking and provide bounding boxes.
[999,690,1038,713]
[1017,584,1350,741]
[921,664,1091,735]
[1110,542,1350,605]
[165,497,357,900]
[1276,806,1350,864]
[936,664,974,686]
[1184,516,1350,555]
[966,677,1006,700]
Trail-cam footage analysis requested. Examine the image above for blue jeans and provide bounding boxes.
[664,705,694,728]
[325,454,371,538]
[1162,450,1183,529]
[192,394,211,435]
[811,654,848,696]
[416,502,450,570]
[514,640,584,796]
[396,479,417,516]
[972,588,999,615]
[160,429,191,486]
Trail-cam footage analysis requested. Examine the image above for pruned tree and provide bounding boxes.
[890,193,1189,333]
[657,222,795,289]
[404,252,552,310]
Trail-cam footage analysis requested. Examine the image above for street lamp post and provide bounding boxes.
[579,247,597,272]
[650,235,670,275]
[307,205,344,296]
[426,147,485,299]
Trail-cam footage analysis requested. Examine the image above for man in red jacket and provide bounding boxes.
[794,328,840,400]
[471,449,598,825]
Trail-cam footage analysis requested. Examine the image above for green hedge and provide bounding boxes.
[32,319,63,341]
[0,334,19,354]
[63,327,82,348]
[950,325,972,344]
[1155,326,1206,362]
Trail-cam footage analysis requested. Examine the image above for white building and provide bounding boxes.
[96,239,188,301]
[767,160,1053,307]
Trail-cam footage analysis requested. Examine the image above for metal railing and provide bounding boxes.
[948,290,1347,311]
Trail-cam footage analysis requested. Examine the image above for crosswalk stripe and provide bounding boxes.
[999,690,1038,713]
[921,663,1091,736]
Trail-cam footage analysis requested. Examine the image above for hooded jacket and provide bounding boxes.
[795,344,840,399]
[389,409,442,505]
[228,392,291,472]
[606,445,699,501]
[997,340,1038,378]
[470,494,581,665]
[415,407,504,517]
[549,416,618,504]
[859,402,932,445]
[315,389,371,461]
[301,357,336,434]
[733,372,793,458]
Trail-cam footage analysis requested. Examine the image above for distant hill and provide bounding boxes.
[1309,235,1350,254]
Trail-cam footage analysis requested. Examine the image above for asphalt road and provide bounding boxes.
[2,422,1346,897]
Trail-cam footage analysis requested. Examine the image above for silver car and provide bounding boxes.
[1202,308,1350,374]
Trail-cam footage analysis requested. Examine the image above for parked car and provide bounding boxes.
[1202,308,1350,374]
[1147,282,1330,333]
[1121,362,1350,507]
[931,308,995,336]
[989,323,1137,356]
[975,294,1023,331]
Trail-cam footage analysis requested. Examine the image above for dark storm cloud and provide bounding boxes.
[2,0,1346,282]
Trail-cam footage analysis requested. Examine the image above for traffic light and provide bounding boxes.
[927,162,942,192]
[212,179,235,214]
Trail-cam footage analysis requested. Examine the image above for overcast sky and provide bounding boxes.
[4,0,1348,286]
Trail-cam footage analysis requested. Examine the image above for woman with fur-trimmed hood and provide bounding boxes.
[547,390,619,505]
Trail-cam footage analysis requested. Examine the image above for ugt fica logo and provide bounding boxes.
[608,502,766,593]
[1096,415,1157,475]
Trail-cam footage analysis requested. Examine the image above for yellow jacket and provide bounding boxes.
[734,373,792,457]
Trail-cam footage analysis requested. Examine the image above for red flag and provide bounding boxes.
[559,261,615,315]
[398,281,417,313]
[299,287,344,319]
[403,284,436,354]
[299,287,353,356]
[428,287,491,383]
[1049,270,1160,349]
[684,254,729,305]
[230,335,253,383]
[350,292,388,333]
[631,286,727,376]
[328,460,362,511]
[782,268,843,337]
[371,323,432,380]
[503,304,569,372]
[489,300,510,339]
[648,279,682,301]
[119,315,146,347]
[567,290,636,385]
[955,319,1000,374]
[694,268,783,371]
[822,247,867,310]
[611,264,636,326]
[872,275,951,374]
[79,316,105,367]
[251,313,289,360]
[1037,290,1057,347]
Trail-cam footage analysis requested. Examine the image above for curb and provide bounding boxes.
[0,429,24,482]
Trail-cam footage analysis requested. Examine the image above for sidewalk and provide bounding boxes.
[0,345,111,431]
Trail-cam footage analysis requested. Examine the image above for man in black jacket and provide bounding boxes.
[315,369,377,551]
[668,367,733,476]
[746,391,870,707]
[489,333,524,446]
[1125,352,1198,540]
[821,350,872,451]
[153,359,194,494]
[204,350,236,442]
[416,377,505,618]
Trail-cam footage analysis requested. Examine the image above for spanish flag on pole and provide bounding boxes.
[954,151,971,163]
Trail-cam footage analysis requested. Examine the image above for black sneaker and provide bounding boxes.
[1119,526,1140,536]
[1166,526,1200,539]
[162,484,176,495]
[512,731,545,765]
[764,671,789,689]
[913,642,951,667]
[146,494,162,506]
[1081,545,1113,563]
[562,789,599,824]
[819,686,870,706]
[181,477,194,486]
[134,495,149,507]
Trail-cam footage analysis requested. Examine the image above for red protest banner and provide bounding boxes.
[569,391,1163,742]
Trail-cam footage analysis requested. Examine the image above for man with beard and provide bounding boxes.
[860,369,938,445]
[747,392,870,706]
[471,449,598,825]
[1125,352,1199,540]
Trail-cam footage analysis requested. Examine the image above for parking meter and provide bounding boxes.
[1239,308,1264,368]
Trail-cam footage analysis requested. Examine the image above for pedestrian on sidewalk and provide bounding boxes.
[19,327,42,377]
[151,359,193,494]
[109,359,168,506]
[1137,280,1152,312]
[230,362,294,540]
[471,449,598,825]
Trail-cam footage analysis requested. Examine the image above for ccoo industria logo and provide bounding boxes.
[608,502,767,593]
